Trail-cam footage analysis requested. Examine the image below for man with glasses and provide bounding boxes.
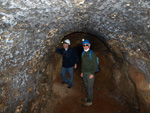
[56,39,78,88]
[81,39,97,107]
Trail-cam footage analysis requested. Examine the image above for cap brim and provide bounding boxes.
[82,42,90,45]
[64,42,70,45]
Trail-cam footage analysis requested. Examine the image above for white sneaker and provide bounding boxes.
[82,102,92,107]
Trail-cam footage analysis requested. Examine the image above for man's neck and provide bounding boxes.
[84,48,90,52]
[64,47,69,51]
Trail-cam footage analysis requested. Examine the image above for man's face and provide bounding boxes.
[63,43,69,49]
[83,43,90,50]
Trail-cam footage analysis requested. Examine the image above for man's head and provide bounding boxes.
[82,39,90,51]
[63,39,70,49]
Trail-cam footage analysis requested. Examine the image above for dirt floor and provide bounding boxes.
[41,66,139,113]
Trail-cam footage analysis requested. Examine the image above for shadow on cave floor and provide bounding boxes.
[42,67,138,113]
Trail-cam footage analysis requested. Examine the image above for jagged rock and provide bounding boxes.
[0,0,149,112]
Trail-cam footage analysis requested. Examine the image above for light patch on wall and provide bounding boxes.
[126,3,130,6]
[47,29,58,38]
[57,17,61,20]
[55,17,62,22]
[2,46,7,49]
[136,48,141,52]
[78,0,85,4]
[111,12,118,19]
[2,16,7,20]
[75,0,85,6]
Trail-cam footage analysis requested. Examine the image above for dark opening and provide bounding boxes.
[47,32,139,113]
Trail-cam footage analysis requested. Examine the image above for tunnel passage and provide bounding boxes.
[45,32,140,113]
[0,0,150,113]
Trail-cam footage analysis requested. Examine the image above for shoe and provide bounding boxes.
[82,102,92,107]
[81,98,87,102]
[67,85,72,88]
[61,81,69,84]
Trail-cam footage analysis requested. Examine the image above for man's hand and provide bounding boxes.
[74,64,77,69]
[89,74,94,79]
[81,73,83,77]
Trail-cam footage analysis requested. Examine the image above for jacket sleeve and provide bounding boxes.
[56,48,64,54]
[72,49,78,65]
[91,51,97,75]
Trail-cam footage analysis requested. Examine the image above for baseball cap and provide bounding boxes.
[82,39,90,45]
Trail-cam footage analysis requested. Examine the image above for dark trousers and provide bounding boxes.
[83,72,95,102]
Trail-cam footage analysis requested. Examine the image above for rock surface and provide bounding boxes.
[0,0,150,112]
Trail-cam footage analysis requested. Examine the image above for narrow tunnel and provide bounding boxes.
[0,0,150,113]
[42,32,140,113]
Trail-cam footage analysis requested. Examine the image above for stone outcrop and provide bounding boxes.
[0,0,150,112]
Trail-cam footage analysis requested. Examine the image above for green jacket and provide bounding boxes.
[81,50,97,75]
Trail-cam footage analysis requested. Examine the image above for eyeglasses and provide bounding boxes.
[83,44,89,47]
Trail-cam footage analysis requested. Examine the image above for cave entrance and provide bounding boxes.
[42,32,139,113]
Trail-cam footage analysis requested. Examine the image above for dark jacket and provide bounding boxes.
[56,47,78,68]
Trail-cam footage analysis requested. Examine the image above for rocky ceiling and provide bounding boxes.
[0,0,150,113]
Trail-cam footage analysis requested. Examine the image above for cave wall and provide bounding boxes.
[0,0,150,113]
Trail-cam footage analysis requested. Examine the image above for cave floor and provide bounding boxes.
[42,68,138,113]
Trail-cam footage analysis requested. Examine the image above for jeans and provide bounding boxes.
[83,72,95,102]
[61,67,74,87]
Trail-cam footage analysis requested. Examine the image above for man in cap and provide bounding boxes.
[81,39,97,107]
[56,39,78,88]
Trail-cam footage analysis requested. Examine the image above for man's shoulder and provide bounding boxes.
[90,50,95,53]
[69,47,74,50]
[69,47,76,52]
[90,50,96,56]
